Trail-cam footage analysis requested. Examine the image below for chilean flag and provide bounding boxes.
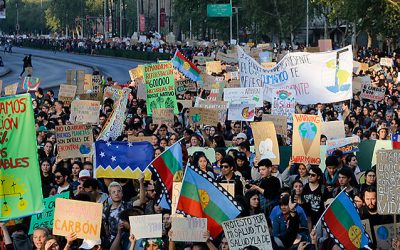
[392,134,400,149]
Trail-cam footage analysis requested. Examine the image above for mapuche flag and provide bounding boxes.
[177,166,242,238]
[171,50,201,82]
[322,191,370,250]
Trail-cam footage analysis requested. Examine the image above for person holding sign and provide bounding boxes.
[216,156,244,199]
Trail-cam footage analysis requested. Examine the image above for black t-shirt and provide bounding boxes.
[259,176,280,201]
[302,183,328,225]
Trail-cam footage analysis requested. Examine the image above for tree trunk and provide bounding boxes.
[351,22,357,51]
[367,31,372,48]
[273,0,284,43]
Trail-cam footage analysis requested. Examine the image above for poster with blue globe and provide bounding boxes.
[0,93,44,220]
[144,61,178,115]
[292,114,321,165]
[55,124,94,159]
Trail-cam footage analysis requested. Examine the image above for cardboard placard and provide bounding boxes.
[321,121,345,140]
[215,52,238,64]
[198,72,216,90]
[262,114,287,138]
[195,98,227,123]
[103,86,126,103]
[58,84,77,106]
[91,75,102,93]
[29,192,70,234]
[376,150,400,215]
[172,182,183,215]
[360,84,386,101]
[292,114,321,164]
[251,122,280,165]
[226,79,241,88]
[369,64,383,72]
[4,83,18,96]
[175,79,197,94]
[193,56,214,66]
[53,198,103,240]
[380,58,393,67]
[152,108,175,125]
[129,214,162,239]
[228,104,255,122]
[373,223,400,250]
[83,74,93,93]
[271,89,296,123]
[189,107,220,126]
[178,99,193,109]
[127,135,153,143]
[207,82,225,101]
[206,61,222,75]
[69,100,101,124]
[129,65,144,81]
[223,87,263,107]
[171,217,207,242]
[359,63,369,73]
[66,70,85,94]
[77,93,104,104]
[326,136,360,156]
[222,214,273,250]
[318,39,332,52]
[353,76,371,93]
[55,124,94,158]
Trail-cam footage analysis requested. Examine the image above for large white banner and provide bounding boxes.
[238,45,353,104]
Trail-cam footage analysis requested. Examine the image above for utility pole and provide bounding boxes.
[229,0,232,43]
[306,0,309,47]
[119,0,122,37]
[104,0,107,39]
[157,0,160,33]
[15,0,19,35]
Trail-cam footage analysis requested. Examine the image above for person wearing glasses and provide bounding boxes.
[216,156,244,198]
[360,169,376,193]
[54,167,73,196]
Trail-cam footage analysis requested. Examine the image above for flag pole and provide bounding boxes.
[313,188,346,230]
[145,137,185,168]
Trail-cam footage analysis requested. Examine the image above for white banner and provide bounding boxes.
[238,45,353,104]
[223,87,263,107]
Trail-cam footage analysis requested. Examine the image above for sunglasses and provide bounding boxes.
[221,164,230,169]
[309,173,317,177]
[55,175,63,179]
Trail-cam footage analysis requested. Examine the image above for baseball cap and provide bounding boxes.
[38,126,48,132]
[79,239,101,249]
[78,170,91,180]
[236,132,247,140]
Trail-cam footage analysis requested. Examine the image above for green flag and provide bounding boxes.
[144,62,178,115]
[0,93,44,220]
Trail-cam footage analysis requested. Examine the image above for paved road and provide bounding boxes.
[0,47,146,91]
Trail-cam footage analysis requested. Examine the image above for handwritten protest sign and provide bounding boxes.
[223,87,263,107]
[321,121,345,140]
[4,83,18,96]
[29,192,70,234]
[0,94,44,220]
[129,65,144,80]
[77,93,104,104]
[373,223,400,250]
[262,114,287,138]
[171,217,207,242]
[144,62,178,115]
[252,122,280,165]
[70,100,101,124]
[53,198,102,240]
[175,79,197,94]
[360,84,385,101]
[216,52,238,64]
[376,150,400,214]
[222,214,272,250]
[193,56,214,66]
[326,136,360,155]
[130,214,162,239]
[91,75,102,93]
[178,99,193,109]
[353,76,371,93]
[189,107,220,125]
[152,108,175,125]
[55,124,94,158]
[58,84,77,106]
[271,89,296,123]
[103,86,129,104]
[207,82,225,101]
[369,64,383,72]
[83,74,93,93]
[228,104,255,121]
[292,114,321,164]
[380,58,393,67]
[359,63,369,73]
[206,61,222,75]
[238,45,353,104]
[66,70,85,94]
[195,98,227,123]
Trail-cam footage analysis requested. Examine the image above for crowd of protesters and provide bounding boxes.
[1,39,400,250]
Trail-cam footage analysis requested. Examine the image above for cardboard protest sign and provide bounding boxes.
[207,82,225,101]
[58,84,77,106]
[360,84,385,101]
[251,122,280,165]
[216,52,238,64]
[130,214,162,239]
[193,56,214,66]
[0,94,44,220]
[226,79,241,88]
[29,192,70,234]
[127,135,152,143]
[353,61,361,74]
[326,136,360,156]
[222,214,272,250]
[271,89,296,123]
[198,72,217,90]
[178,99,193,109]
[103,86,128,104]
[129,65,144,81]
[369,64,382,72]
[171,217,207,242]
[259,51,273,63]
[22,77,40,91]
[83,74,93,93]
[376,150,400,214]
[91,75,103,93]
[206,61,222,75]
[359,63,369,73]
[53,198,102,240]
[66,70,85,94]
[321,121,345,140]
[195,98,227,123]
[262,114,287,138]
[152,108,175,125]
[55,124,94,158]
[380,58,393,67]
[292,114,321,164]
[172,182,183,215]
[144,62,178,115]
[228,104,255,122]
[352,76,370,93]
[4,83,18,96]
[318,39,332,52]
[69,100,101,124]
[175,79,197,94]
[238,45,353,104]
[373,223,400,250]
[77,93,104,104]
[319,145,327,172]
[189,107,220,125]
[223,87,263,107]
